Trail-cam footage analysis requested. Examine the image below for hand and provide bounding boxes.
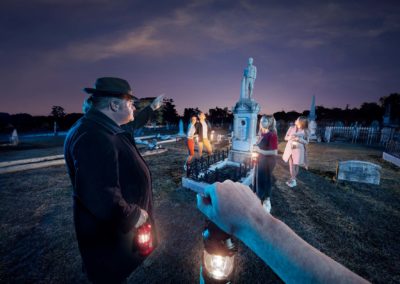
[150,94,164,110]
[135,209,148,228]
[197,180,264,235]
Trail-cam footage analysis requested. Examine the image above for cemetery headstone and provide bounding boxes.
[336,160,381,185]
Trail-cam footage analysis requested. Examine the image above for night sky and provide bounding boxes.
[1,0,399,116]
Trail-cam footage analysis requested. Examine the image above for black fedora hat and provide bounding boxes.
[84,77,138,101]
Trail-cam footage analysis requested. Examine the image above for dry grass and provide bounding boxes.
[0,139,399,283]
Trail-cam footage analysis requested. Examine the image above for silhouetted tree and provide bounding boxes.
[359,102,383,124]
[380,93,400,124]
[0,112,11,133]
[161,98,179,125]
[64,113,84,129]
[208,107,232,126]
[51,106,66,120]
[10,113,34,132]
[273,111,287,121]
[183,108,200,124]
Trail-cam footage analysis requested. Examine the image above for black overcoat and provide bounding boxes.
[64,106,157,283]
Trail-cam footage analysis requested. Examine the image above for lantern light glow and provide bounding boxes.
[201,222,237,283]
[203,251,235,280]
[135,223,154,256]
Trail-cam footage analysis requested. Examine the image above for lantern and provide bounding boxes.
[200,222,237,283]
[251,151,259,167]
[135,222,154,256]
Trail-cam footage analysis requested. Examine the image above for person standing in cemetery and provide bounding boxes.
[282,116,309,188]
[196,112,213,157]
[197,180,369,283]
[253,115,278,213]
[184,115,198,170]
[64,77,163,284]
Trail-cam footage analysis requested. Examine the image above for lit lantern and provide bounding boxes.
[210,130,215,142]
[251,151,259,167]
[135,222,154,256]
[201,222,237,283]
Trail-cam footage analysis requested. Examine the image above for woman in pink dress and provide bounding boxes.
[282,116,309,188]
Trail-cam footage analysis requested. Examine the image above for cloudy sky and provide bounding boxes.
[0,0,399,116]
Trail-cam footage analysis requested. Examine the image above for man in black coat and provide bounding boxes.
[64,77,163,283]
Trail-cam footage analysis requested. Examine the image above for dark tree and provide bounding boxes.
[272,111,287,121]
[51,106,66,120]
[10,113,34,132]
[380,93,400,123]
[64,113,84,129]
[0,112,11,133]
[183,108,200,123]
[208,107,232,126]
[161,98,179,124]
[359,102,383,124]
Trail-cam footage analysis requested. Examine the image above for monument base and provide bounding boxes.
[228,149,252,164]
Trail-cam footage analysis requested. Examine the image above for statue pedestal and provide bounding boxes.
[231,99,260,162]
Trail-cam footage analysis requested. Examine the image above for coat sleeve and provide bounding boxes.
[125,105,154,131]
[73,132,141,233]
[284,126,294,141]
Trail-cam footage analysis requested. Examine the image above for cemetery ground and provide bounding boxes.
[0,136,399,283]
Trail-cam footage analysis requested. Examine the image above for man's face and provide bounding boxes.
[116,98,136,125]
[199,113,205,121]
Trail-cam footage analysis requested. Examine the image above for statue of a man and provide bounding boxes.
[241,57,257,100]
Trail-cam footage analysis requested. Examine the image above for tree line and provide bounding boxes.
[0,93,398,134]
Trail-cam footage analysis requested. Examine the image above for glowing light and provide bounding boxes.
[135,223,154,256]
[251,152,259,159]
[203,251,235,280]
[138,232,151,244]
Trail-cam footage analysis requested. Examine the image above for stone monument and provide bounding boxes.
[230,57,261,163]
[178,119,185,136]
[383,104,391,126]
[308,95,318,142]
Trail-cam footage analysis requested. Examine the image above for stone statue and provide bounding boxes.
[241,57,257,100]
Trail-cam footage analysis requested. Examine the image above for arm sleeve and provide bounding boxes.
[125,106,154,130]
[271,133,278,150]
[73,133,141,232]
[284,127,293,141]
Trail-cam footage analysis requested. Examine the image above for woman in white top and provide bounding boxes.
[282,116,309,188]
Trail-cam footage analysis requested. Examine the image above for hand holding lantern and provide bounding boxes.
[134,209,154,256]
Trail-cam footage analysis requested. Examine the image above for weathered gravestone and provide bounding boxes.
[336,160,381,185]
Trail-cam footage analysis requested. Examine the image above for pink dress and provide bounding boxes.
[282,126,309,166]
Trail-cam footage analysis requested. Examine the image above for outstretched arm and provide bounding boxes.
[125,95,164,130]
[197,181,369,284]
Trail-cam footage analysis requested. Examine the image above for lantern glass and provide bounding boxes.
[138,231,151,244]
[203,250,235,280]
